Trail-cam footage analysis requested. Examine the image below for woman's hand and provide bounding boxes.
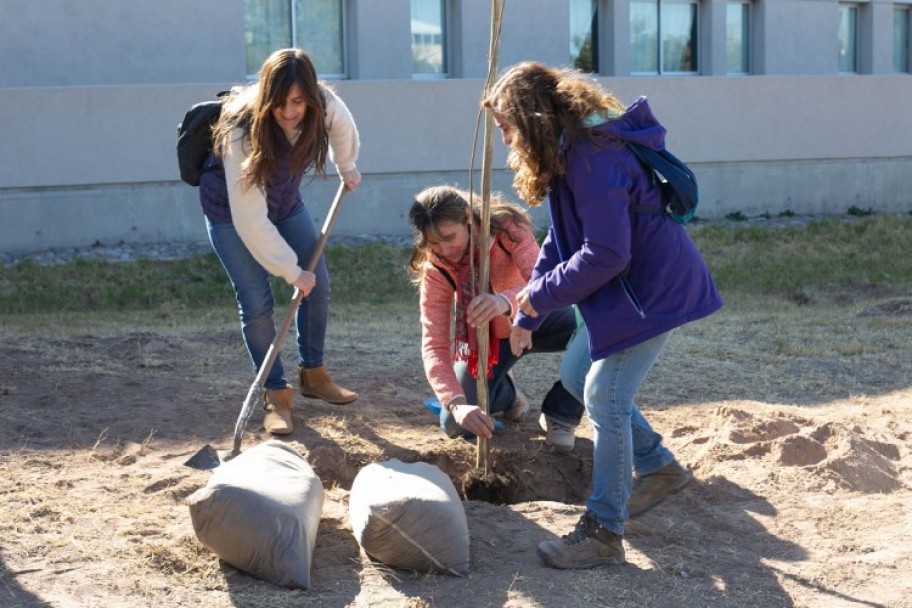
[509,326,533,357]
[451,404,495,439]
[467,293,510,327]
[516,286,539,318]
[292,269,316,296]
[340,167,361,192]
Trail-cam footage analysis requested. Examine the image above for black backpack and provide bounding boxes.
[627,142,699,224]
[176,91,230,187]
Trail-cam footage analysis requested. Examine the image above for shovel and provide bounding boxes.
[185,182,348,470]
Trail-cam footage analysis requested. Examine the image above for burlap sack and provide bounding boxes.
[349,459,469,576]
[187,440,324,588]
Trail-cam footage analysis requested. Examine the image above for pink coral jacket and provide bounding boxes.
[419,219,540,408]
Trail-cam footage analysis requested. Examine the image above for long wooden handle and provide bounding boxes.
[230,182,348,456]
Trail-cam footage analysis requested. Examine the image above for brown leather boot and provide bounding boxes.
[263,385,294,435]
[297,365,357,405]
[627,460,693,517]
[537,511,626,569]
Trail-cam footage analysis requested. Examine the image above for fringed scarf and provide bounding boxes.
[451,238,499,380]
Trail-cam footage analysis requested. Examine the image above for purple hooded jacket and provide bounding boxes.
[515,97,723,361]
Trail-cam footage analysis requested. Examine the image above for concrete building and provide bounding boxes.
[1,0,910,254]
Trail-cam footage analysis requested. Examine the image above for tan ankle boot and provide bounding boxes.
[298,365,357,405]
[263,385,294,435]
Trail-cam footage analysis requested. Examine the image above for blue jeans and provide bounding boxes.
[440,306,585,437]
[561,326,675,536]
[206,205,330,391]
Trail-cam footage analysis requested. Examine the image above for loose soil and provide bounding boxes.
[1,295,910,607]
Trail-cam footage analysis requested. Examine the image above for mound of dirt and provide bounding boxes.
[682,404,904,494]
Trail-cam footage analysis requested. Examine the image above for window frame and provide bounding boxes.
[630,0,700,76]
[570,0,599,74]
[726,0,751,75]
[837,3,859,74]
[895,5,911,73]
[244,0,348,80]
[411,0,449,79]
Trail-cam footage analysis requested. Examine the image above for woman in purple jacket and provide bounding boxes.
[484,62,723,570]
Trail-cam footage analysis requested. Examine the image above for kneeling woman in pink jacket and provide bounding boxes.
[408,185,584,448]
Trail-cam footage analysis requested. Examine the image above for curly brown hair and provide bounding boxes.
[212,48,329,192]
[482,61,625,206]
[407,185,533,283]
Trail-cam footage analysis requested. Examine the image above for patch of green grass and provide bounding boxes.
[1,215,910,315]
[323,242,415,305]
[690,215,912,299]
[264,241,416,307]
[0,254,234,314]
[0,242,416,314]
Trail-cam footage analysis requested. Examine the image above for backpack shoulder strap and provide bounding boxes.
[625,142,698,220]
[626,143,665,215]
[429,262,457,292]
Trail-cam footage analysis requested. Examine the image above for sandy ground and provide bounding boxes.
[1,296,910,607]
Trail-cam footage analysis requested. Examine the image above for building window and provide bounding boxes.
[838,4,858,73]
[631,0,698,74]
[244,0,345,79]
[411,0,447,77]
[895,6,911,73]
[571,0,599,73]
[726,1,750,74]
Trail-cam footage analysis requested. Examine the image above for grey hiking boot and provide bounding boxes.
[627,460,693,517]
[539,413,576,452]
[537,511,626,569]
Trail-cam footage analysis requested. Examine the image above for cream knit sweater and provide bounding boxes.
[222,85,360,285]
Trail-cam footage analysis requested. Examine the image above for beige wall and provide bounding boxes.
[2,0,911,253]
[2,74,910,253]
[5,75,911,184]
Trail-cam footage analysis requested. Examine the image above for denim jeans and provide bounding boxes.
[439,306,585,437]
[206,204,330,391]
[561,325,675,535]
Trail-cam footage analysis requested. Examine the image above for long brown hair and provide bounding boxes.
[213,48,329,191]
[407,185,533,283]
[482,61,625,206]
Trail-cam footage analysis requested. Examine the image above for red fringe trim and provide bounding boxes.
[456,332,500,380]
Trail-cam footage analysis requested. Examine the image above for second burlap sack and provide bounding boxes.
[348,459,469,576]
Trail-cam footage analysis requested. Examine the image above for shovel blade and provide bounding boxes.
[184,444,223,470]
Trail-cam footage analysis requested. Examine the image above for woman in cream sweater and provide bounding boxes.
[199,48,361,435]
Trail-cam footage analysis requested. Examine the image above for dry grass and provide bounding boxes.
[2,220,912,606]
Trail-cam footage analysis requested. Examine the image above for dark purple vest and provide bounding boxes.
[199,136,304,224]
